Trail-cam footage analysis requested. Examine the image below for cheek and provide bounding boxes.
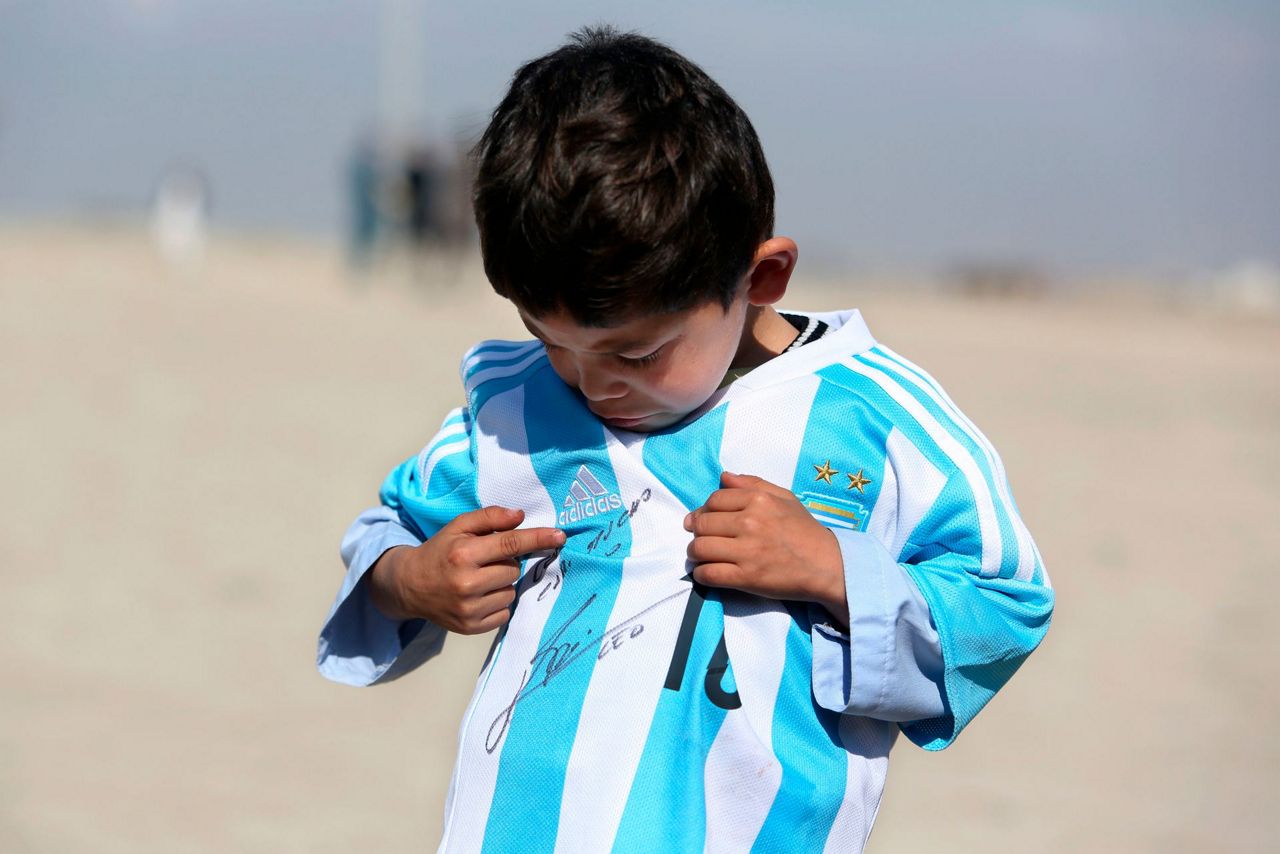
[545,350,578,385]
[645,357,723,409]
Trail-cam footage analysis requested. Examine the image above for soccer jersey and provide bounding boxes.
[318,309,1054,853]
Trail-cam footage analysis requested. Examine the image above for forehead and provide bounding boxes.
[520,303,722,353]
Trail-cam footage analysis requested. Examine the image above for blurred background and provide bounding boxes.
[1,1,1277,851]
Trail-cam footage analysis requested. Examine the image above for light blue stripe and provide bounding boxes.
[468,354,551,414]
[750,606,847,852]
[641,404,727,511]
[425,450,472,500]
[466,339,539,360]
[853,352,1019,577]
[465,342,544,379]
[870,347,1042,583]
[612,409,731,851]
[750,382,878,849]
[817,363,986,557]
[480,368,633,854]
[611,594,733,852]
[787,379,893,528]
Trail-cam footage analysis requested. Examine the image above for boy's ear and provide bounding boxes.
[744,237,798,306]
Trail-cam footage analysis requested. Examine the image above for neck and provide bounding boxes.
[731,305,798,370]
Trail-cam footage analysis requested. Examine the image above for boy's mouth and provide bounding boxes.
[598,413,653,429]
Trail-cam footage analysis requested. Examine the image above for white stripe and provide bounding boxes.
[704,376,822,851]
[704,598,790,853]
[462,339,542,376]
[438,385,561,853]
[465,347,547,392]
[865,349,1037,582]
[419,437,469,493]
[422,409,473,478]
[821,716,896,853]
[840,358,1004,577]
[875,428,947,561]
[864,437,898,549]
[554,433,695,852]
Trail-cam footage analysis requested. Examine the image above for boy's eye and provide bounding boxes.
[617,347,664,368]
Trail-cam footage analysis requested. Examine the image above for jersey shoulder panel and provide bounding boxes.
[459,338,550,412]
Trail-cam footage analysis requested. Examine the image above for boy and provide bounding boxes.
[318,27,1053,853]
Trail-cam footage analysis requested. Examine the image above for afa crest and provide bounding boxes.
[798,491,867,531]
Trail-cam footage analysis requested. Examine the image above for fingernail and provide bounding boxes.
[553,529,567,544]
[683,512,693,531]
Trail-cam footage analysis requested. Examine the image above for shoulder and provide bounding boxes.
[804,336,988,475]
[459,338,550,406]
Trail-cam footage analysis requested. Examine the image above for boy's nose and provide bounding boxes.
[576,366,627,402]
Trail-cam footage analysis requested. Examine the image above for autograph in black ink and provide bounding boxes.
[586,488,652,556]
[524,550,571,602]
[484,586,686,754]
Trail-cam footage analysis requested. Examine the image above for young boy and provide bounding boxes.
[318,27,1053,853]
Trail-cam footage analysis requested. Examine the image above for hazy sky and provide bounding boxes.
[1,0,1277,273]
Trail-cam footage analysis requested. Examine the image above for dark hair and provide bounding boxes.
[472,26,775,326]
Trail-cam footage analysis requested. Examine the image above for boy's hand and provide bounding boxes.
[684,472,849,630]
[368,506,565,634]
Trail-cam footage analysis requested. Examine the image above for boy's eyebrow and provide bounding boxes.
[521,315,665,354]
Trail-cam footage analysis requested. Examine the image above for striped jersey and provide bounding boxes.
[338,309,1053,853]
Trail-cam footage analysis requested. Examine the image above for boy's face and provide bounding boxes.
[520,294,751,433]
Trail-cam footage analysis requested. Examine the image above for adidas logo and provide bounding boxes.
[558,464,623,525]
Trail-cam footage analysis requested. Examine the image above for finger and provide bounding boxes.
[687,534,740,565]
[472,560,521,592]
[685,510,743,539]
[468,584,517,620]
[447,505,525,536]
[461,606,512,635]
[721,470,792,497]
[442,559,519,600]
[473,525,566,563]
[690,561,743,589]
[696,488,753,515]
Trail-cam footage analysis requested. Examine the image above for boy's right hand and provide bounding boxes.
[367,506,565,634]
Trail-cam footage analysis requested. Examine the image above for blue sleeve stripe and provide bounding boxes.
[468,358,552,415]
[465,349,550,399]
[460,340,540,376]
[856,352,1020,581]
[827,359,1006,578]
[424,444,473,499]
[463,340,543,379]
[417,424,470,481]
[865,348,1042,585]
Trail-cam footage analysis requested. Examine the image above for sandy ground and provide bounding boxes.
[2,225,1278,852]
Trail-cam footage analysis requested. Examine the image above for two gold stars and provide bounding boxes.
[812,460,873,494]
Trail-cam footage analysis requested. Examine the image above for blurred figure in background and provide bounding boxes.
[347,135,383,271]
[150,165,209,272]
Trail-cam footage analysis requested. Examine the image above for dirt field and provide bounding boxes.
[2,226,1277,852]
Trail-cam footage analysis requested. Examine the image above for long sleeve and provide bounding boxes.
[894,464,1054,750]
[316,407,481,686]
[808,343,1054,749]
[810,529,946,722]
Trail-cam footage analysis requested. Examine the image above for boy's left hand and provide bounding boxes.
[684,471,848,630]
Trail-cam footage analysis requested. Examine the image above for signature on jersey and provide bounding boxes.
[485,587,687,754]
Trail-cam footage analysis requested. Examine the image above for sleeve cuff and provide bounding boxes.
[316,511,446,686]
[811,529,946,721]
